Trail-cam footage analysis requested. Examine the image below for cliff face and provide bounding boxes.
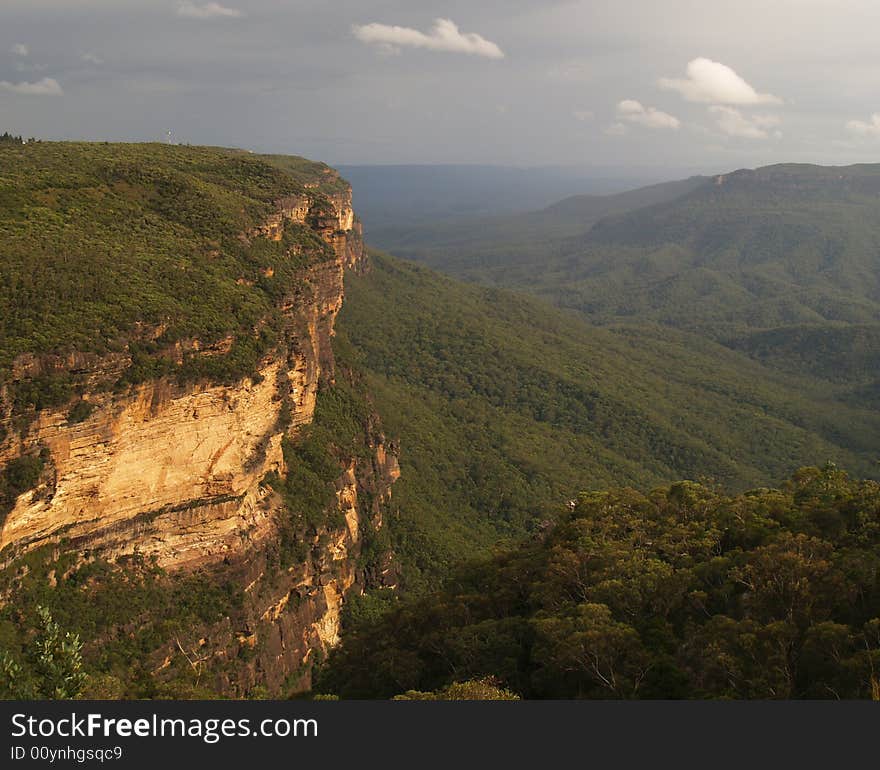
[0,176,394,695]
[177,429,399,697]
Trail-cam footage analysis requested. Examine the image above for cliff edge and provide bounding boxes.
[0,142,393,696]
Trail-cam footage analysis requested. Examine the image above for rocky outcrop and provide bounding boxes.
[0,185,363,561]
[201,432,399,696]
[0,174,388,695]
[0,360,291,564]
[251,187,363,270]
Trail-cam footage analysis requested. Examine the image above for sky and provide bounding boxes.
[2,0,880,173]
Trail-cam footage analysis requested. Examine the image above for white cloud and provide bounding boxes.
[176,2,243,19]
[0,77,63,96]
[604,122,628,137]
[10,43,29,57]
[572,109,594,122]
[81,52,104,65]
[709,106,781,139]
[846,113,880,138]
[660,58,781,105]
[616,99,680,129]
[353,18,504,59]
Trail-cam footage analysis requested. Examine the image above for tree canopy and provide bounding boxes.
[318,465,880,699]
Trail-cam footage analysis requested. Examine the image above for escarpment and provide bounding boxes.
[0,180,364,564]
[0,144,394,696]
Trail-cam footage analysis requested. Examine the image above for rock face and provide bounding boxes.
[253,187,363,271]
[0,360,290,564]
[193,436,399,696]
[0,179,394,695]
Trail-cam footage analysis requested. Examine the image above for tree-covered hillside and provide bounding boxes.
[336,253,880,589]
[374,164,880,333]
[540,164,880,335]
[365,176,706,279]
[0,141,343,386]
[367,163,880,417]
[318,465,880,699]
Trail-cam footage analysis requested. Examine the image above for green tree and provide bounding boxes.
[0,606,87,699]
[533,603,650,698]
[394,677,519,700]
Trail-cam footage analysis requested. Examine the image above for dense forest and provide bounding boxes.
[318,465,880,699]
[369,164,880,414]
[335,252,880,589]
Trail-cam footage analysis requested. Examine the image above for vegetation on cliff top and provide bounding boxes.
[318,465,880,699]
[0,142,345,393]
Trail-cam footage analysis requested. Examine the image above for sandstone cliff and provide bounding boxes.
[0,170,394,696]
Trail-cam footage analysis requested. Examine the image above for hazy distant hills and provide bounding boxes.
[365,175,708,278]
[366,162,880,411]
[337,164,666,230]
[551,164,880,330]
[371,164,880,326]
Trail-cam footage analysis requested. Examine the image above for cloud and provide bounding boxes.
[572,109,594,122]
[709,106,781,139]
[10,43,29,57]
[845,113,880,138]
[352,18,504,59]
[616,99,680,129]
[604,122,628,137]
[81,52,104,65]
[660,58,781,105]
[0,77,63,96]
[176,2,243,19]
